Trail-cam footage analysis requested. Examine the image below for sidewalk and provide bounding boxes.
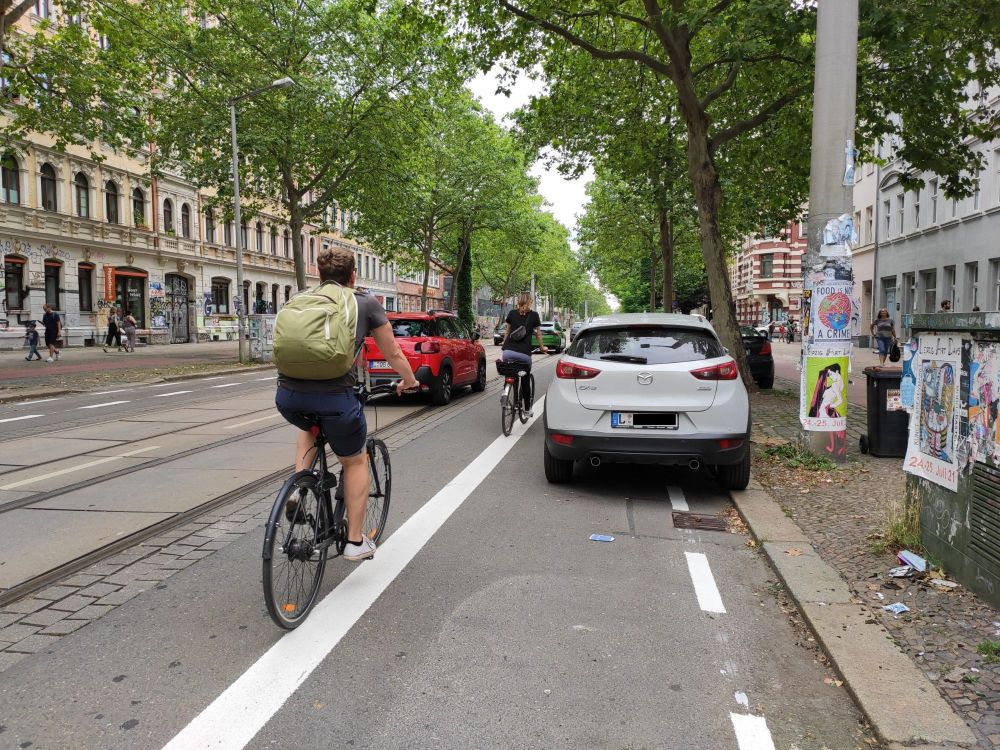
[0,341,256,402]
[743,380,999,748]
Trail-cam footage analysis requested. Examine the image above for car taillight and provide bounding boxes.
[759,341,772,356]
[418,340,440,354]
[555,360,601,379]
[691,360,739,380]
[551,434,574,446]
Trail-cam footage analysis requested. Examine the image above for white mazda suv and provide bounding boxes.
[542,313,751,490]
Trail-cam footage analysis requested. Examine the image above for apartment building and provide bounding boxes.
[730,221,806,327]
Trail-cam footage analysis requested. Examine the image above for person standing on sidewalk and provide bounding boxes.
[24,322,42,361]
[104,306,124,352]
[122,311,138,353]
[870,308,897,366]
[41,304,61,363]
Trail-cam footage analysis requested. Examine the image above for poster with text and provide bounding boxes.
[904,335,963,491]
[809,281,854,344]
[800,352,849,431]
[968,342,1000,464]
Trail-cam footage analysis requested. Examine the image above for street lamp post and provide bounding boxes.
[229,77,294,364]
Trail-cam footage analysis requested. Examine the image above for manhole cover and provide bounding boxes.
[672,512,729,531]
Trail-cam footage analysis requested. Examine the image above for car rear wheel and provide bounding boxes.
[431,366,453,406]
[544,442,573,483]
[715,448,751,491]
[471,359,487,392]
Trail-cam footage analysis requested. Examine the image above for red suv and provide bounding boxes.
[364,311,487,405]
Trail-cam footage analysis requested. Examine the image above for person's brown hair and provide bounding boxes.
[317,247,355,285]
[877,308,889,319]
[516,292,532,313]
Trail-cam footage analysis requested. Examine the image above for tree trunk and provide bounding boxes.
[420,257,430,311]
[456,236,474,327]
[289,203,307,290]
[449,230,470,313]
[659,205,674,313]
[649,245,657,312]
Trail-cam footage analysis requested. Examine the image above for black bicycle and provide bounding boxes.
[262,382,396,629]
[497,359,535,436]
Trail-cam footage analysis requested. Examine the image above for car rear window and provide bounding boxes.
[740,326,765,338]
[391,319,437,337]
[567,326,725,365]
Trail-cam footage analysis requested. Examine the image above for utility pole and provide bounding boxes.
[801,0,859,463]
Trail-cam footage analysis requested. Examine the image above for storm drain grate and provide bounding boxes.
[672,512,729,532]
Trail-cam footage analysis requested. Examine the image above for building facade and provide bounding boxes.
[730,221,806,327]
[852,151,879,343]
[396,267,445,313]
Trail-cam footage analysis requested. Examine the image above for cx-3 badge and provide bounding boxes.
[637,372,653,385]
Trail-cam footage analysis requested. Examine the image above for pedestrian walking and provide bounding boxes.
[41,303,61,362]
[767,321,775,341]
[104,306,124,352]
[870,308,897,366]
[24,322,42,361]
[123,312,138,353]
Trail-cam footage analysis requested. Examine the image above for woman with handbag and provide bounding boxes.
[870,308,897,366]
[123,312,138,353]
[103,306,124,352]
[500,292,549,418]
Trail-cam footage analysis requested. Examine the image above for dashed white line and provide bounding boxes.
[684,551,726,614]
[730,713,776,750]
[145,383,173,388]
[667,485,689,511]
[224,414,282,429]
[19,397,61,405]
[77,400,131,410]
[0,446,160,490]
[203,376,226,381]
[211,383,243,389]
[0,414,44,424]
[153,390,193,398]
[254,376,278,381]
[91,389,129,396]
[163,397,547,750]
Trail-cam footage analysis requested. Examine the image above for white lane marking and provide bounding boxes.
[211,383,243,389]
[153,390,193,398]
[91,389,129,396]
[0,414,44,424]
[19,397,61,405]
[224,414,282,430]
[203,376,226,381]
[77,400,131,410]
[0,446,160,490]
[164,397,546,750]
[145,383,172,388]
[254,376,277,381]
[684,551,726,614]
[667,485,689,511]
[730,713,776,750]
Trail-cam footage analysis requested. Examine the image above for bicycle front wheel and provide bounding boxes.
[263,471,329,629]
[518,374,535,424]
[501,383,515,436]
[365,438,391,544]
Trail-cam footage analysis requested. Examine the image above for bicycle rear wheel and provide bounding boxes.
[365,438,391,543]
[501,382,515,436]
[263,471,329,629]
[518,374,535,424]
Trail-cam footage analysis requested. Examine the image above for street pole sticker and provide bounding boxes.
[800,351,849,431]
[904,335,963,491]
[809,280,853,344]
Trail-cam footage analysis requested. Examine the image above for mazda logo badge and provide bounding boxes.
[637,372,653,385]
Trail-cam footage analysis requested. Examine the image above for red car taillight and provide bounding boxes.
[759,340,772,356]
[691,360,739,380]
[555,359,601,379]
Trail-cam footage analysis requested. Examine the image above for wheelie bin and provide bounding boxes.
[859,366,909,457]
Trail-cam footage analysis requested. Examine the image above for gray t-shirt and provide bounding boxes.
[277,288,389,393]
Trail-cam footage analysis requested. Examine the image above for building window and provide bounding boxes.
[132,187,145,226]
[1,153,19,204]
[930,179,938,223]
[943,266,955,309]
[973,178,981,211]
[283,229,290,257]
[912,187,920,228]
[104,181,118,223]
[995,148,1000,206]
[270,227,277,255]
[209,277,230,314]
[365,255,370,279]
[920,269,936,313]
[44,260,61,308]
[882,200,891,237]
[284,285,291,303]
[240,220,248,250]
[164,199,176,233]
[965,262,979,310]
[34,0,49,18]
[78,263,94,311]
[951,197,958,218]
[864,206,873,244]
[205,207,215,243]
[242,280,250,314]
[74,172,89,218]
[759,254,774,278]
[256,222,264,252]
[3,255,26,310]
[181,203,191,238]
[897,194,905,234]
[340,211,346,233]
[40,163,57,211]
[224,221,233,247]
[309,237,315,265]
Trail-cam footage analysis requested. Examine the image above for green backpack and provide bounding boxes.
[272,282,359,380]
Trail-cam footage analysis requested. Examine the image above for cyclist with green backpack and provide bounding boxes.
[273,247,419,561]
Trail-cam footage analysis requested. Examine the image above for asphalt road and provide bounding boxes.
[0,357,872,749]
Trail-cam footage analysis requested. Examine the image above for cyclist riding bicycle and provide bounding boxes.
[500,292,549,418]
[275,247,419,561]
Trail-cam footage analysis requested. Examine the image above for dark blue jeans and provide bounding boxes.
[276,387,367,457]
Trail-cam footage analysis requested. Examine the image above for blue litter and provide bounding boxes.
[589,534,615,543]
[883,602,910,615]
[897,550,927,573]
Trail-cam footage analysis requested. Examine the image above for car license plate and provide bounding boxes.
[611,412,678,429]
[368,360,391,370]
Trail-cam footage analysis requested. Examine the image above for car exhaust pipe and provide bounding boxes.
[688,459,701,471]
[589,456,601,468]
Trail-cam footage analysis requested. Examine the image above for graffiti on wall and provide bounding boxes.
[968,342,1000,465]
[148,273,167,329]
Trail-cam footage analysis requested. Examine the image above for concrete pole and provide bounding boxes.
[230,103,248,365]
[802,0,859,462]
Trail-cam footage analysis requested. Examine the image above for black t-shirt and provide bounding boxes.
[42,311,60,337]
[502,309,541,356]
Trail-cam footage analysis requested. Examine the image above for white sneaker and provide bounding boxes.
[54,351,60,360]
[46,357,53,363]
[524,409,534,419]
[343,536,376,561]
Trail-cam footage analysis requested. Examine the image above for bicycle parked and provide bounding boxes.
[497,358,536,436]
[262,381,397,629]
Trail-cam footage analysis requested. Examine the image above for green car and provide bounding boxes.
[536,321,566,353]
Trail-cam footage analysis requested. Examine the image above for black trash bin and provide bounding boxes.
[860,366,909,457]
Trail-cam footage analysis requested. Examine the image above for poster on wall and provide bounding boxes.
[800,348,849,431]
[900,339,919,411]
[904,334,964,491]
[968,342,1000,464]
[809,280,854,344]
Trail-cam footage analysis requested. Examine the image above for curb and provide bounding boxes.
[730,478,978,750]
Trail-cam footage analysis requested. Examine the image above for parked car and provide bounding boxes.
[493,324,505,346]
[364,312,487,406]
[536,321,566,353]
[740,326,775,389]
[569,320,585,341]
[543,313,751,490]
